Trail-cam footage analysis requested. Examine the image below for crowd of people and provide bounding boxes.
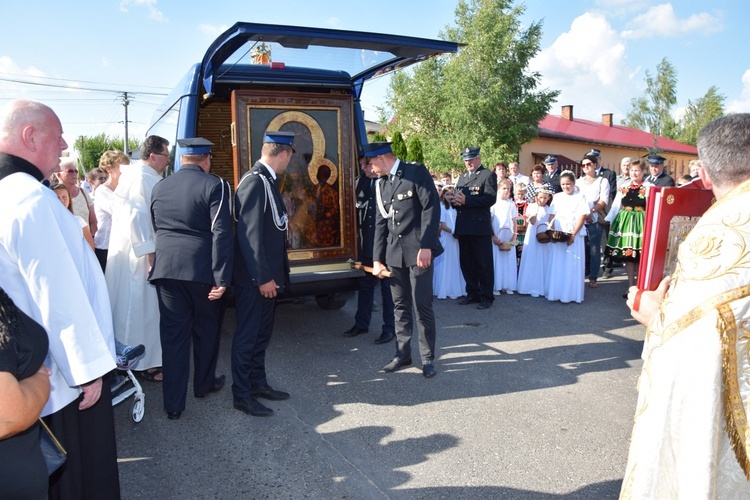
[4,95,743,499]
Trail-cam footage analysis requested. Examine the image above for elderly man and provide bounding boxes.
[616,156,632,189]
[106,135,171,382]
[232,131,295,416]
[0,99,120,498]
[621,114,750,498]
[369,141,442,377]
[149,138,233,420]
[644,153,675,187]
[341,154,396,344]
[58,156,97,235]
[508,161,530,187]
[542,154,562,193]
[453,146,498,309]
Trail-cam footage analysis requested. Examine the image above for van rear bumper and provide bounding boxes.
[285,268,364,297]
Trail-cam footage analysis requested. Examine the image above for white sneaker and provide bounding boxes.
[505,290,514,295]
[493,290,501,296]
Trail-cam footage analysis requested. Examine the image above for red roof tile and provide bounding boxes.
[538,115,698,155]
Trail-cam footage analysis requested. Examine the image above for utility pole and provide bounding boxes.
[121,91,130,153]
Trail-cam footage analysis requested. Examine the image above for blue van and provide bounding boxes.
[147,22,459,308]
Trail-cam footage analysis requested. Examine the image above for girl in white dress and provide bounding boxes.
[517,186,554,297]
[491,179,518,295]
[433,186,465,299]
[547,171,589,304]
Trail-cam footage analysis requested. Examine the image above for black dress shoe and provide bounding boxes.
[374,331,395,344]
[422,363,437,378]
[382,357,412,373]
[343,325,368,337]
[195,374,226,398]
[167,411,181,420]
[457,296,479,305]
[477,300,491,310]
[233,396,273,417]
[251,385,290,401]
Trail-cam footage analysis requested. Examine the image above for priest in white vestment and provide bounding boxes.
[621,114,750,499]
[105,136,170,374]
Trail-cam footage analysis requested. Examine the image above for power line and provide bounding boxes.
[0,76,167,96]
[0,71,172,91]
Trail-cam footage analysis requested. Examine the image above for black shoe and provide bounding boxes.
[233,396,273,417]
[251,385,290,401]
[476,300,491,310]
[382,357,412,373]
[343,325,368,337]
[374,331,395,344]
[167,411,181,420]
[457,296,479,305]
[195,374,226,398]
[422,363,437,378]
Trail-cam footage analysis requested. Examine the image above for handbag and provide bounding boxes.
[38,417,67,475]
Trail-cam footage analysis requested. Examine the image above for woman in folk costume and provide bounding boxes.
[547,171,588,304]
[433,185,465,299]
[604,159,648,297]
[491,179,518,295]
[517,185,554,298]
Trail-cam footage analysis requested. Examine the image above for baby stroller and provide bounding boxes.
[111,343,146,423]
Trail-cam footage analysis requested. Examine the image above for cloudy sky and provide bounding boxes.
[0,0,746,150]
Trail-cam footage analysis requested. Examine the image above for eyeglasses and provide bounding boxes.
[581,162,594,167]
[96,177,107,182]
[62,169,78,174]
[154,152,170,158]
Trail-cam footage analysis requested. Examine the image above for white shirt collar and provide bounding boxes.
[389,158,401,177]
[260,161,277,180]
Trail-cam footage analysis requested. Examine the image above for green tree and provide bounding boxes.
[677,86,725,146]
[391,131,408,159]
[385,0,559,172]
[406,136,425,164]
[624,58,678,138]
[75,134,140,173]
[371,132,387,143]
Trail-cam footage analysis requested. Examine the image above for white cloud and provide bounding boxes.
[119,0,167,23]
[622,3,722,39]
[326,17,342,28]
[530,12,635,121]
[0,56,47,98]
[595,0,652,17]
[101,57,110,68]
[198,24,230,38]
[726,69,750,113]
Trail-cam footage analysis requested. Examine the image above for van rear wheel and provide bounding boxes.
[315,293,347,310]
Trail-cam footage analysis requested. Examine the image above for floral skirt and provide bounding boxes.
[606,208,644,262]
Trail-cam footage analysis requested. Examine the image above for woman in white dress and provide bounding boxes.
[547,171,588,304]
[491,179,518,294]
[433,185,465,299]
[93,150,129,271]
[517,185,554,297]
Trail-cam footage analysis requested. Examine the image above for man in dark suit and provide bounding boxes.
[542,154,562,193]
[369,142,442,378]
[645,154,676,187]
[453,146,498,309]
[341,154,396,344]
[232,131,294,416]
[150,138,233,420]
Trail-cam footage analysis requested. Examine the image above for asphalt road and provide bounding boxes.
[114,270,644,499]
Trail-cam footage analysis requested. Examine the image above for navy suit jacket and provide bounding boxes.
[647,171,676,187]
[233,162,290,290]
[355,174,378,265]
[453,165,497,236]
[543,169,562,193]
[149,164,233,286]
[596,166,618,203]
[373,160,442,268]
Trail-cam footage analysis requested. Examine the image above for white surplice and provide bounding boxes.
[105,162,162,369]
[517,203,552,297]
[0,168,115,415]
[620,179,750,499]
[433,204,465,299]
[491,198,518,292]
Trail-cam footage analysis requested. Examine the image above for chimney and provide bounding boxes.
[602,113,613,127]
[562,105,573,121]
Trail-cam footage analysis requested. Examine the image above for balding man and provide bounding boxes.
[0,100,120,498]
[622,114,750,498]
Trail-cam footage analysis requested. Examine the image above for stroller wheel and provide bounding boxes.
[131,395,145,423]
